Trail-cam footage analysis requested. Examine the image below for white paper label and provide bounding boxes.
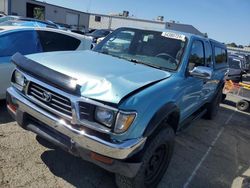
[161,32,186,41]
[143,35,149,42]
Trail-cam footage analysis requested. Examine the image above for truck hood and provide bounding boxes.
[26,50,171,104]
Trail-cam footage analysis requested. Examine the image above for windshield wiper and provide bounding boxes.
[128,58,164,70]
[98,52,166,70]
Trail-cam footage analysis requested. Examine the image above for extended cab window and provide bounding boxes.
[37,31,81,52]
[0,31,42,57]
[215,47,227,64]
[188,40,205,70]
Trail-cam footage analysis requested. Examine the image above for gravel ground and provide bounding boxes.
[0,95,250,188]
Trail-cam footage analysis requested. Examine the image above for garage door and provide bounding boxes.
[66,13,79,27]
[0,0,5,13]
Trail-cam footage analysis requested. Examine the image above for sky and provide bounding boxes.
[40,0,250,46]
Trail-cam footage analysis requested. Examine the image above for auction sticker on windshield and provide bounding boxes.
[161,32,186,41]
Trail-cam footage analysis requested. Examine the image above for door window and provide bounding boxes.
[37,31,81,52]
[188,40,205,70]
[0,30,42,57]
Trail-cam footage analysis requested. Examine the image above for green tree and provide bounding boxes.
[227,43,238,47]
[34,7,45,20]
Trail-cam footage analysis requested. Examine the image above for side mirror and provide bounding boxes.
[189,66,213,80]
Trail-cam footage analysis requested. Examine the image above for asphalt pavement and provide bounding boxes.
[0,95,250,188]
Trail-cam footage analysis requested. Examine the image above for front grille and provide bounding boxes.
[79,102,95,121]
[28,82,72,117]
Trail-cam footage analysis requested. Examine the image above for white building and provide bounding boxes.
[88,13,204,36]
[227,46,250,55]
[89,14,166,30]
[0,0,204,36]
[0,0,90,30]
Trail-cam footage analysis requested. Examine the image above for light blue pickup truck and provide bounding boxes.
[7,27,228,188]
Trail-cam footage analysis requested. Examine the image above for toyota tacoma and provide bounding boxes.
[7,27,228,187]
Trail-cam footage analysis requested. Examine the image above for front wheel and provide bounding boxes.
[115,126,175,188]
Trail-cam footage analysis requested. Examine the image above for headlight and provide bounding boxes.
[13,70,25,90]
[114,112,136,133]
[95,106,136,133]
[95,106,115,127]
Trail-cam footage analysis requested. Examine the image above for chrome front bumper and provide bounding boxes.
[7,87,146,160]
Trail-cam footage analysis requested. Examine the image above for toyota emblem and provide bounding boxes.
[43,91,52,102]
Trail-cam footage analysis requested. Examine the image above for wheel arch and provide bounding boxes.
[143,102,180,138]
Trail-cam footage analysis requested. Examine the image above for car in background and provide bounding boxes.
[0,15,16,23]
[0,20,54,28]
[226,56,246,82]
[71,29,87,35]
[0,26,92,99]
[0,14,5,18]
[55,22,71,31]
[246,55,250,72]
[0,16,59,28]
[230,53,249,72]
[85,29,112,47]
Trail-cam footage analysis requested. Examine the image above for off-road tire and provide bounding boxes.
[236,100,249,111]
[115,126,175,188]
[204,88,222,120]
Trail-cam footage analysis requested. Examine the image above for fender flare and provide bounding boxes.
[143,102,180,137]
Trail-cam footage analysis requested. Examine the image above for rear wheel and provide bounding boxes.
[115,126,174,188]
[236,100,249,111]
[204,89,222,120]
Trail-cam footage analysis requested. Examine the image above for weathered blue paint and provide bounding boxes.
[27,50,171,104]
[23,29,228,141]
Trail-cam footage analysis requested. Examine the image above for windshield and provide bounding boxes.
[94,28,186,71]
[229,58,241,69]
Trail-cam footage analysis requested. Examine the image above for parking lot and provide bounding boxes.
[0,94,249,188]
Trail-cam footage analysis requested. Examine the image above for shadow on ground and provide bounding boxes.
[39,104,249,188]
[222,99,250,113]
[41,149,116,188]
[222,99,237,108]
[0,100,14,124]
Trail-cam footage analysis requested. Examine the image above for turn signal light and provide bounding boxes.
[90,152,113,164]
[7,104,17,113]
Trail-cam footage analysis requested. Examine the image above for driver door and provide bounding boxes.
[180,40,207,119]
